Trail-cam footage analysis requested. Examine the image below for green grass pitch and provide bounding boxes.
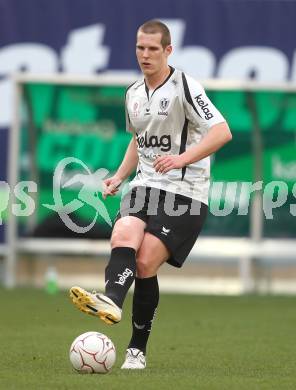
[0,288,295,389]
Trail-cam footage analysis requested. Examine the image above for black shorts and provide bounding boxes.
[115,186,208,268]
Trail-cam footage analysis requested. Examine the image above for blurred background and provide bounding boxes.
[0,0,296,294]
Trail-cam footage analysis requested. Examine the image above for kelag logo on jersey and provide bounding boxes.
[194,94,213,120]
[136,132,171,152]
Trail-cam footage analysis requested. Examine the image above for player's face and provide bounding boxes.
[136,31,172,77]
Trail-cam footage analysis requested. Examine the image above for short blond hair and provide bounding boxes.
[138,20,171,48]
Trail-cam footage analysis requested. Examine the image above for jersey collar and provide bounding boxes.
[144,66,175,100]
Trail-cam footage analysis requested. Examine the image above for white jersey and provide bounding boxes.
[125,67,225,205]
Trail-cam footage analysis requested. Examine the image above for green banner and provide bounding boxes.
[17,83,296,238]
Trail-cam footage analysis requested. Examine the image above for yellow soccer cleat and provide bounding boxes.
[69,286,122,325]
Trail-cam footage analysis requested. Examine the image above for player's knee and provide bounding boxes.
[110,226,133,248]
[136,257,154,278]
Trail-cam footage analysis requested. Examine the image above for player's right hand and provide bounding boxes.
[103,176,122,199]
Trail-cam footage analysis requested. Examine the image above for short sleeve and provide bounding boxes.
[182,73,225,132]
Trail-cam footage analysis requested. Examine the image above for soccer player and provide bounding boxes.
[70,20,232,369]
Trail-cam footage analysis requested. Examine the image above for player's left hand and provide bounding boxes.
[153,155,186,173]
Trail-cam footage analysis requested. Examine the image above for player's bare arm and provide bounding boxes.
[103,137,138,198]
[153,122,232,173]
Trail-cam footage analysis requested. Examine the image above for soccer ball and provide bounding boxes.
[69,331,116,374]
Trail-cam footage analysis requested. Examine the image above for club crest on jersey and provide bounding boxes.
[131,99,141,117]
[158,98,169,116]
